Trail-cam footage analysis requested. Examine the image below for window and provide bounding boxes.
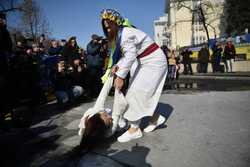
[162,39,168,46]
[155,22,166,26]
[203,36,206,42]
[199,25,203,31]
[199,36,203,41]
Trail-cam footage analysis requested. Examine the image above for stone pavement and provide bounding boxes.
[1,91,250,167]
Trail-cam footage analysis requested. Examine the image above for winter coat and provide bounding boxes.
[181,50,193,64]
[61,45,80,65]
[198,47,210,63]
[86,41,104,68]
[224,44,236,60]
[48,46,62,56]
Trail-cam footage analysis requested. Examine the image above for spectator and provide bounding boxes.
[167,50,177,80]
[38,34,45,47]
[48,40,62,56]
[223,38,236,73]
[62,36,80,67]
[54,58,83,104]
[85,34,105,97]
[211,42,223,73]
[161,45,170,64]
[181,48,193,75]
[59,39,67,47]
[198,44,210,73]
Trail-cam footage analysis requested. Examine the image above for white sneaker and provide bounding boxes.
[117,129,143,143]
[143,115,166,133]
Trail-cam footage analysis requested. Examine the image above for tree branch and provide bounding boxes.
[0,7,21,13]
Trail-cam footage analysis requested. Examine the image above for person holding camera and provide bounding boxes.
[85,34,105,98]
[54,58,84,104]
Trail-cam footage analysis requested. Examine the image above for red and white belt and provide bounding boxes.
[137,43,159,59]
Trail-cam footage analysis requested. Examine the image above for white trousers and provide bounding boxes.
[225,59,234,72]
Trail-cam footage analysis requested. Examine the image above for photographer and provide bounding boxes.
[54,58,84,104]
[85,34,106,98]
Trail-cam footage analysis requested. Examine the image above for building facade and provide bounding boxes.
[154,0,225,49]
[154,14,169,47]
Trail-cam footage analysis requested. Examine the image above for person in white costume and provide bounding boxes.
[101,9,168,142]
[77,9,168,149]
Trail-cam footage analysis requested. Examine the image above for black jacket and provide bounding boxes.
[62,45,80,66]
[198,48,210,63]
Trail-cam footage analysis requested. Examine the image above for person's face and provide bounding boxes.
[17,41,22,47]
[40,36,45,43]
[52,41,57,48]
[26,49,32,55]
[103,19,118,40]
[60,41,66,46]
[70,39,76,46]
[33,46,39,52]
[100,112,113,127]
[0,18,6,26]
[93,39,98,44]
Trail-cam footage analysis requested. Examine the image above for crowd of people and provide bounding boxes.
[197,39,236,73]
[161,37,237,83]
[0,12,110,128]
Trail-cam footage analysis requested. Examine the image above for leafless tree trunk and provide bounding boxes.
[170,0,215,44]
[198,5,210,43]
[20,0,50,41]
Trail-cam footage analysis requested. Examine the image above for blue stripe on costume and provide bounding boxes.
[112,27,123,66]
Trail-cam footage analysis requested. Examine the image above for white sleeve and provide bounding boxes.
[115,35,137,79]
[109,88,128,135]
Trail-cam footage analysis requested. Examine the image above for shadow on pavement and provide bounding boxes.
[141,102,174,130]
[109,144,152,167]
[31,97,93,127]
[0,125,60,167]
[30,102,173,167]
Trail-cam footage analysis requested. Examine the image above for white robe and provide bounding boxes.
[116,27,168,122]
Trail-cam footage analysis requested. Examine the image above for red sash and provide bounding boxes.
[137,43,159,59]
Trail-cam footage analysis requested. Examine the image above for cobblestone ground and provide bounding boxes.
[1,91,250,167]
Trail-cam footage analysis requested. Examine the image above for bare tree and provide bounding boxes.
[20,0,50,41]
[170,0,221,44]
